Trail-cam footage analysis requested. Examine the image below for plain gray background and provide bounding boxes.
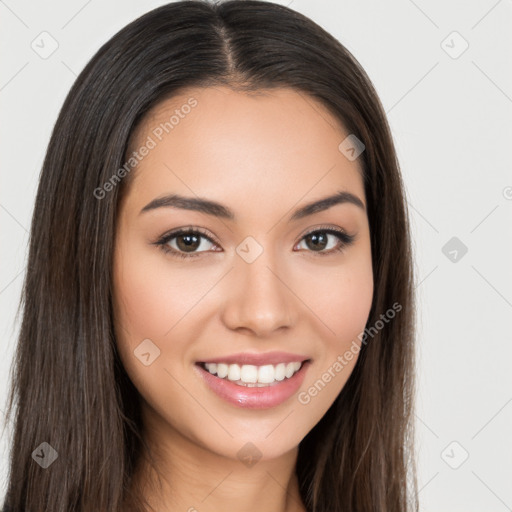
[1,1,511,510]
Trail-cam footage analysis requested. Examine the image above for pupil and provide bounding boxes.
[306,232,327,251]
[177,234,199,252]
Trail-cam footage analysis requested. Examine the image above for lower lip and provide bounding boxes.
[195,361,311,409]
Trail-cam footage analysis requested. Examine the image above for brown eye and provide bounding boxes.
[295,228,356,256]
[303,232,329,251]
[175,232,202,252]
[155,228,219,259]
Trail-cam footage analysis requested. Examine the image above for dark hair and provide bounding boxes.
[1,1,418,510]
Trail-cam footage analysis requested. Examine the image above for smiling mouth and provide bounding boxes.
[197,360,310,387]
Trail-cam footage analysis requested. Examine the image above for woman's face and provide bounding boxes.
[113,86,373,462]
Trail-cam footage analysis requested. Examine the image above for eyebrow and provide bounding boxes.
[139,190,366,221]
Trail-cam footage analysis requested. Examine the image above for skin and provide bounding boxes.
[113,86,374,512]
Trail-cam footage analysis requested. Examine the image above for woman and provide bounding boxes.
[1,1,418,510]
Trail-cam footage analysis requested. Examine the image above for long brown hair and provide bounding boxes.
[1,1,418,510]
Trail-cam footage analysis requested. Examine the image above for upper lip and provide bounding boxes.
[198,351,311,366]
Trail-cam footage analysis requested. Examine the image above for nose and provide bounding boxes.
[220,248,297,337]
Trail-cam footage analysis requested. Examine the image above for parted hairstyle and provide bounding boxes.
[1,1,418,511]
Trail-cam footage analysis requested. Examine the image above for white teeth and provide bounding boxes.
[216,363,228,379]
[285,362,296,378]
[274,363,286,381]
[258,365,275,384]
[203,361,304,385]
[227,364,241,381]
[240,364,258,383]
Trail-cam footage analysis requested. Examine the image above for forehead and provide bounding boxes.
[124,86,366,218]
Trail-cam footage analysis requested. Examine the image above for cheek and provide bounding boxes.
[295,267,372,426]
[112,244,199,413]
[297,252,374,349]
[112,240,225,399]
[294,248,373,406]
[113,242,209,343]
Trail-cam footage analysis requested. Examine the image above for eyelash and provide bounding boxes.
[153,224,356,260]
